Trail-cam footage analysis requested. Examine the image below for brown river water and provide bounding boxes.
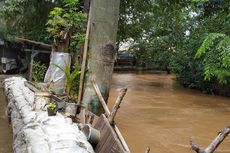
[0,72,230,153]
[0,87,13,153]
[108,72,230,153]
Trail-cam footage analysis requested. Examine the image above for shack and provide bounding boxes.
[0,39,21,73]
[0,38,51,76]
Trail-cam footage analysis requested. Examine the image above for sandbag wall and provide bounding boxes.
[3,77,95,153]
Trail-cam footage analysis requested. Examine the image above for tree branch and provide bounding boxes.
[191,127,230,153]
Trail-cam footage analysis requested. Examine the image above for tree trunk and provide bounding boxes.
[81,0,120,115]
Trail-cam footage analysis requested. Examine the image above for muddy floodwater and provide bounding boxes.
[108,72,230,153]
[0,87,12,153]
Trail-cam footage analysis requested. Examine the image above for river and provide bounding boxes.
[0,85,13,153]
[108,72,230,153]
[0,72,230,153]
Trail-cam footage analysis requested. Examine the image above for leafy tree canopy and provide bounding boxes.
[0,0,56,42]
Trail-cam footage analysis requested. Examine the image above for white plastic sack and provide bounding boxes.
[44,52,71,94]
[4,77,95,153]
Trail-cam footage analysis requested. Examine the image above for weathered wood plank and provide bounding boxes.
[24,81,39,92]
[94,114,126,153]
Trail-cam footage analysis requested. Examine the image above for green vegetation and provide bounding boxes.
[119,0,230,95]
[47,101,57,111]
[53,63,81,99]
[0,0,229,96]
[0,0,55,41]
[47,0,86,53]
[195,33,230,84]
[47,101,57,116]
[32,61,47,82]
[172,1,229,95]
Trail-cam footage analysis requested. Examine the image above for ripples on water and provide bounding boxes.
[108,72,230,153]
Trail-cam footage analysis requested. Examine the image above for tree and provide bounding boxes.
[172,0,230,95]
[119,0,190,69]
[46,0,86,53]
[195,34,230,84]
[81,0,120,115]
[0,0,55,41]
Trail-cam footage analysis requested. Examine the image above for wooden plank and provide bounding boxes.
[77,109,85,124]
[114,125,130,152]
[24,81,39,92]
[111,143,121,153]
[15,37,52,49]
[105,139,117,153]
[97,124,111,152]
[99,128,114,153]
[91,81,130,152]
[94,116,108,152]
[94,115,126,153]
[50,94,63,103]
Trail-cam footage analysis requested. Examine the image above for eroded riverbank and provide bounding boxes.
[108,72,230,153]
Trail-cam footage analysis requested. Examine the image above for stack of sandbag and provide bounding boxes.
[3,77,95,153]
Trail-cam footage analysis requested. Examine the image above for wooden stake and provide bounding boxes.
[145,147,150,153]
[92,78,111,117]
[91,78,130,152]
[77,7,92,106]
[191,127,230,153]
[109,88,127,124]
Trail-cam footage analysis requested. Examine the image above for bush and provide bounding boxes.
[32,61,47,82]
[171,34,215,93]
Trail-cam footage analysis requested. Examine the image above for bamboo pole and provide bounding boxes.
[91,78,111,117]
[109,88,127,124]
[77,8,92,106]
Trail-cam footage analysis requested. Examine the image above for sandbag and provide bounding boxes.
[4,77,95,153]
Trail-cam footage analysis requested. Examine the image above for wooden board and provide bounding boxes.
[76,110,130,153]
[93,114,128,153]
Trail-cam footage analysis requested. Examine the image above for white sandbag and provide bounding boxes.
[4,77,95,153]
[23,111,37,124]
[24,124,49,153]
